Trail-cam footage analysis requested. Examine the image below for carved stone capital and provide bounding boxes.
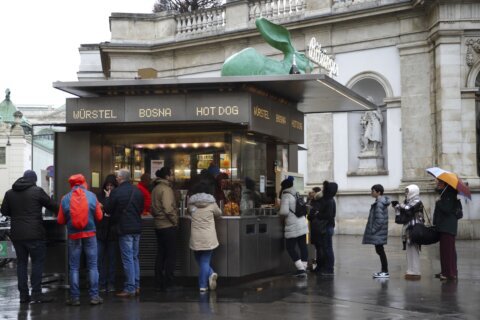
[466,38,480,68]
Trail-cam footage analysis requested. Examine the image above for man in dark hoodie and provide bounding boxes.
[0,170,58,303]
[307,181,338,276]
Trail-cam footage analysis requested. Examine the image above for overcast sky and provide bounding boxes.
[0,0,155,107]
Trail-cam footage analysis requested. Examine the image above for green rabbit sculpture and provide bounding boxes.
[221,18,312,76]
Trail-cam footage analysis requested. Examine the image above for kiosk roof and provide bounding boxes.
[53,74,376,113]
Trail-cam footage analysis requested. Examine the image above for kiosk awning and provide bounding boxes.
[53,74,375,113]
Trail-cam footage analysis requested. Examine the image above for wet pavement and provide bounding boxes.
[1,235,479,320]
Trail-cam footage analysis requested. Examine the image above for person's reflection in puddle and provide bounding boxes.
[17,301,30,320]
[374,277,390,306]
[440,280,460,314]
[199,291,217,314]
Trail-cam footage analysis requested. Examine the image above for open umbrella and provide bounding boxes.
[426,167,471,199]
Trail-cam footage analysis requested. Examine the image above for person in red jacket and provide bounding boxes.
[57,174,103,306]
[137,173,152,216]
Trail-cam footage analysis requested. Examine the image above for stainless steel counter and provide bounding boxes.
[139,215,289,278]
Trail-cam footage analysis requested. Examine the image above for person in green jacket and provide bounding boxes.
[433,179,461,281]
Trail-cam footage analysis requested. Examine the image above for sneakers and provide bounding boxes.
[199,287,208,293]
[208,273,218,291]
[66,298,80,306]
[90,297,103,305]
[294,269,307,278]
[372,272,389,279]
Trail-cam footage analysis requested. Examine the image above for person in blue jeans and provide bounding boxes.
[58,174,104,305]
[104,169,144,297]
[187,178,222,292]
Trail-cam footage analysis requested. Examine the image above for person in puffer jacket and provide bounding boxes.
[58,174,103,306]
[278,177,308,278]
[362,184,391,279]
[187,178,222,293]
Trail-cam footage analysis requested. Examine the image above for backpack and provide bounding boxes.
[69,187,89,230]
[284,191,307,218]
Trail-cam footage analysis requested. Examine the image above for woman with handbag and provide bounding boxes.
[392,184,424,280]
[433,179,460,281]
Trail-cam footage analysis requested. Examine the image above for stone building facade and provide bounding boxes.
[74,0,480,238]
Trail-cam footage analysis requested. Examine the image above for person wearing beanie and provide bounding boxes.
[58,174,104,306]
[278,177,309,278]
[23,170,38,183]
[1,171,58,303]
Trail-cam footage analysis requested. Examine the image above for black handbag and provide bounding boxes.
[409,224,439,245]
[408,208,439,245]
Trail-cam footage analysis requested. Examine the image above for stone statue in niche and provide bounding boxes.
[360,105,383,155]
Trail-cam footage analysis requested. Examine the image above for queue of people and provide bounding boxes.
[0,167,464,306]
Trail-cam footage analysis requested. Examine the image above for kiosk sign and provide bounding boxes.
[307,37,339,77]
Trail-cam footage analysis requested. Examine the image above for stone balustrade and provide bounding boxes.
[248,0,306,21]
[176,7,226,36]
[109,0,409,42]
[333,0,406,11]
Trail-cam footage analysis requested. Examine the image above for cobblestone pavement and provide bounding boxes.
[1,235,479,320]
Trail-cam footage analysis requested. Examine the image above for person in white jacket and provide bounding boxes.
[187,178,222,292]
[278,177,309,277]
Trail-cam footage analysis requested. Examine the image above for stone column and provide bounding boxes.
[434,31,476,176]
[306,113,333,185]
[398,40,435,185]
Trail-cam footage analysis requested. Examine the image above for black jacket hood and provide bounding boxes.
[323,182,338,199]
[12,177,36,191]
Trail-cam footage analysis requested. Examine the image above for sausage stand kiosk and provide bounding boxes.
[51,74,374,278]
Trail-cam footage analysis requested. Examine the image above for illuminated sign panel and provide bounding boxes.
[66,91,303,143]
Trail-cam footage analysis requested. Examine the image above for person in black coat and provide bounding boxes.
[432,180,460,281]
[96,174,118,292]
[0,170,58,303]
[104,169,144,297]
[308,181,338,275]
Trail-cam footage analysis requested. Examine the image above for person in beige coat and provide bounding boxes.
[187,178,222,292]
[151,166,178,291]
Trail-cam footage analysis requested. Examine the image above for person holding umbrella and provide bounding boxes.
[427,167,469,281]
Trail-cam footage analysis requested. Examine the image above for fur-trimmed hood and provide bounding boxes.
[188,193,216,208]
